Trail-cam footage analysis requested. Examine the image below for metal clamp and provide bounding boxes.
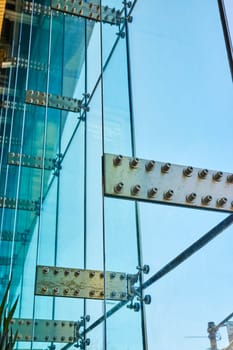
[75,315,90,349]
[127,265,151,312]
[52,154,63,176]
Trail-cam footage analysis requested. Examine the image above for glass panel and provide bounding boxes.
[129,1,233,350]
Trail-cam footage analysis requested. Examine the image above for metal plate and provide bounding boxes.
[25,90,81,112]
[0,136,21,146]
[10,318,76,343]
[0,231,29,242]
[8,153,55,170]
[1,101,25,111]
[0,197,37,211]
[35,265,128,301]
[51,0,122,25]
[103,153,233,213]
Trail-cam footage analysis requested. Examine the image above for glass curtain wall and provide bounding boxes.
[0,0,145,350]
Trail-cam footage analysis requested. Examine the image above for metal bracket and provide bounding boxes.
[0,136,21,146]
[52,154,63,176]
[127,265,151,312]
[104,153,233,213]
[23,1,51,16]
[25,90,84,113]
[1,101,25,111]
[1,56,48,71]
[35,265,134,301]
[10,318,77,343]
[8,152,56,170]
[0,230,30,242]
[51,0,124,25]
[0,197,37,211]
[75,315,90,349]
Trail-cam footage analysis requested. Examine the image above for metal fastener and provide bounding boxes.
[198,169,208,179]
[145,160,155,171]
[227,174,233,183]
[64,288,69,294]
[129,157,139,168]
[202,195,212,205]
[164,189,174,200]
[89,271,95,278]
[183,166,193,177]
[147,187,158,198]
[113,154,123,166]
[42,266,49,274]
[213,171,223,181]
[114,182,124,193]
[186,192,197,203]
[161,163,171,173]
[110,272,116,279]
[131,184,141,195]
[217,197,227,207]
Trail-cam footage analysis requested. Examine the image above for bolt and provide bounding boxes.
[131,184,141,195]
[110,272,116,279]
[129,157,139,168]
[89,271,95,278]
[54,268,59,275]
[120,273,126,280]
[64,270,70,276]
[41,287,48,293]
[120,292,127,298]
[202,195,212,205]
[147,187,158,198]
[61,336,65,341]
[114,182,124,193]
[100,291,104,297]
[213,171,223,181]
[183,166,193,177]
[89,290,95,296]
[64,288,69,294]
[163,189,174,200]
[198,169,208,179]
[145,160,155,171]
[217,197,227,207]
[100,272,104,278]
[110,291,116,298]
[74,270,80,277]
[186,192,197,203]
[53,287,59,294]
[227,174,233,183]
[42,266,49,274]
[161,163,171,173]
[113,154,123,166]
[74,289,80,296]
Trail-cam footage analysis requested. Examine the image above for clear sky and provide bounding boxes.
[129,1,233,349]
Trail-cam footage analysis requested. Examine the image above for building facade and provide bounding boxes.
[0,1,233,350]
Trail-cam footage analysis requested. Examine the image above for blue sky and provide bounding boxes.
[128,1,233,349]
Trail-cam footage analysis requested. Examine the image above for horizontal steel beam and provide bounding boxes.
[51,0,123,25]
[104,153,233,213]
[8,152,55,170]
[0,197,37,211]
[11,318,76,343]
[25,90,82,113]
[35,265,136,301]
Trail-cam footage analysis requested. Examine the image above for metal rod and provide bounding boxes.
[217,0,233,80]
[142,214,233,290]
[61,214,233,350]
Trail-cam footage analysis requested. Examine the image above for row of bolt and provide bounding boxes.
[11,319,76,327]
[42,267,126,279]
[113,155,233,183]
[15,334,74,341]
[40,286,126,298]
[113,183,232,207]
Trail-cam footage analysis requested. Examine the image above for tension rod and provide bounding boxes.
[61,214,233,350]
